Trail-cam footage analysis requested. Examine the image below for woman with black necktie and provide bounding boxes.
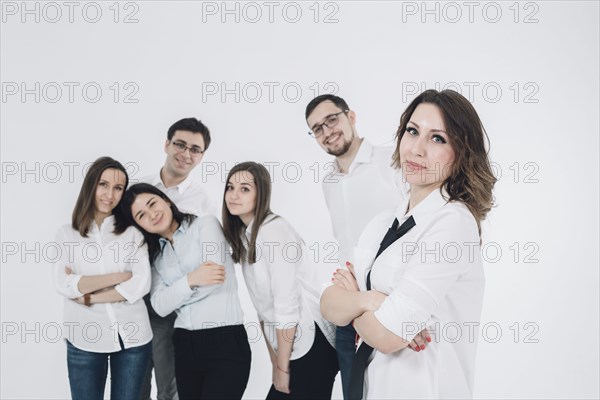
[321,89,496,399]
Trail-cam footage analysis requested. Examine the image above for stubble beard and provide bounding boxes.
[326,132,354,157]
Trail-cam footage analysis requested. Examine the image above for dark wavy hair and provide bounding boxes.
[391,89,496,234]
[72,156,129,237]
[116,183,196,262]
[222,162,275,264]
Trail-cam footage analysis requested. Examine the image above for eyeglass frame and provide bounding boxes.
[307,110,349,138]
[169,140,205,156]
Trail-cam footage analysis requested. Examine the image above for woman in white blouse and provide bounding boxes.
[119,183,250,400]
[53,156,152,400]
[222,162,338,399]
[321,89,497,399]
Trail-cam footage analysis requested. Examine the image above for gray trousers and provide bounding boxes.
[140,295,179,400]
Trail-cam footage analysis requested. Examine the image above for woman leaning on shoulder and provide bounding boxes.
[119,183,251,400]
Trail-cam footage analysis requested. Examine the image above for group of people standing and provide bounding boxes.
[53,89,496,399]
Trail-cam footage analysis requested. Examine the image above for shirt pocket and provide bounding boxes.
[370,244,411,294]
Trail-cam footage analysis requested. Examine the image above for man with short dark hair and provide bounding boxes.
[306,95,406,399]
[139,117,215,400]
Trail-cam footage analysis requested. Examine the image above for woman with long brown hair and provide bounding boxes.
[222,162,339,399]
[53,156,152,400]
[321,89,496,399]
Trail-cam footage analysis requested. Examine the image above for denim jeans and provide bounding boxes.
[336,324,356,400]
[67,339,152,400]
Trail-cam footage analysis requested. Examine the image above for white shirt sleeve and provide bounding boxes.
[150,269,195,317]
[113,228,151,304]
[52,227,83,299]
[261,219,302,328]
[374,209,480,342]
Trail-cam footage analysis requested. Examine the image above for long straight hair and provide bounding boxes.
[222,162,274,264]
[72,156,129,237]
[116,183,196,262]
[392,89,496,235]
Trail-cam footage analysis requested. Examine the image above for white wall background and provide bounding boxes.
[1,1,598,399]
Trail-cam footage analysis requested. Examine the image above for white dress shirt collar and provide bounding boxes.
[395,188,450,226]
[334,138,374,175]
[158,219,189,249]
[151,169,194,194]
[244,213,277,236]
[92,214,115,233]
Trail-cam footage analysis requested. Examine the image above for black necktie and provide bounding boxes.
[348,215,416,400]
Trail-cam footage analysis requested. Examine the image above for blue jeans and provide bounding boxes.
[336,324,356,400]
[67,339,152,400]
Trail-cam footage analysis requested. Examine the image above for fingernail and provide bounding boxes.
[420,344,426,350]
[426,336,431,342]
[345,261,350,266]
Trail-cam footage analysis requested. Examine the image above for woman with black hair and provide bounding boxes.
[119,183,251,400]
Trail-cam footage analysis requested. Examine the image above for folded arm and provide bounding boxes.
[150,261,224,317]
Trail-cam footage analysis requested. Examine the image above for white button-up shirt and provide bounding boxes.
[322,139,407,265]
[141,172,215,217]
[150,216,244,330]
[354,189,485,399]
[241,214,336,360]
[53,216,152,352]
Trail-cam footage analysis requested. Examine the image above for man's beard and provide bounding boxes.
[326,133,354,157]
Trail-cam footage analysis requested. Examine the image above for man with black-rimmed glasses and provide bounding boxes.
[305,95,406,399]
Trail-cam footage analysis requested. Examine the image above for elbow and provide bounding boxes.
[115,280,149,304]
[274,310,300,330]
[114,287,137,305]
[319,288,351,326]
[320,302,350,327]
[142,275,151,297]
[149,295,170,318]
[154,308,169,318]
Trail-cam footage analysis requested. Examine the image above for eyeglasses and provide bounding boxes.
[170,140,204,156]
[308,111,348,138]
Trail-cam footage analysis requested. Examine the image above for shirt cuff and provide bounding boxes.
[373,280,431,342]
[175,275,195,296]
[65,274,84,298]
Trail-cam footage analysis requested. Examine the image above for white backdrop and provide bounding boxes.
[1,1,599,399]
